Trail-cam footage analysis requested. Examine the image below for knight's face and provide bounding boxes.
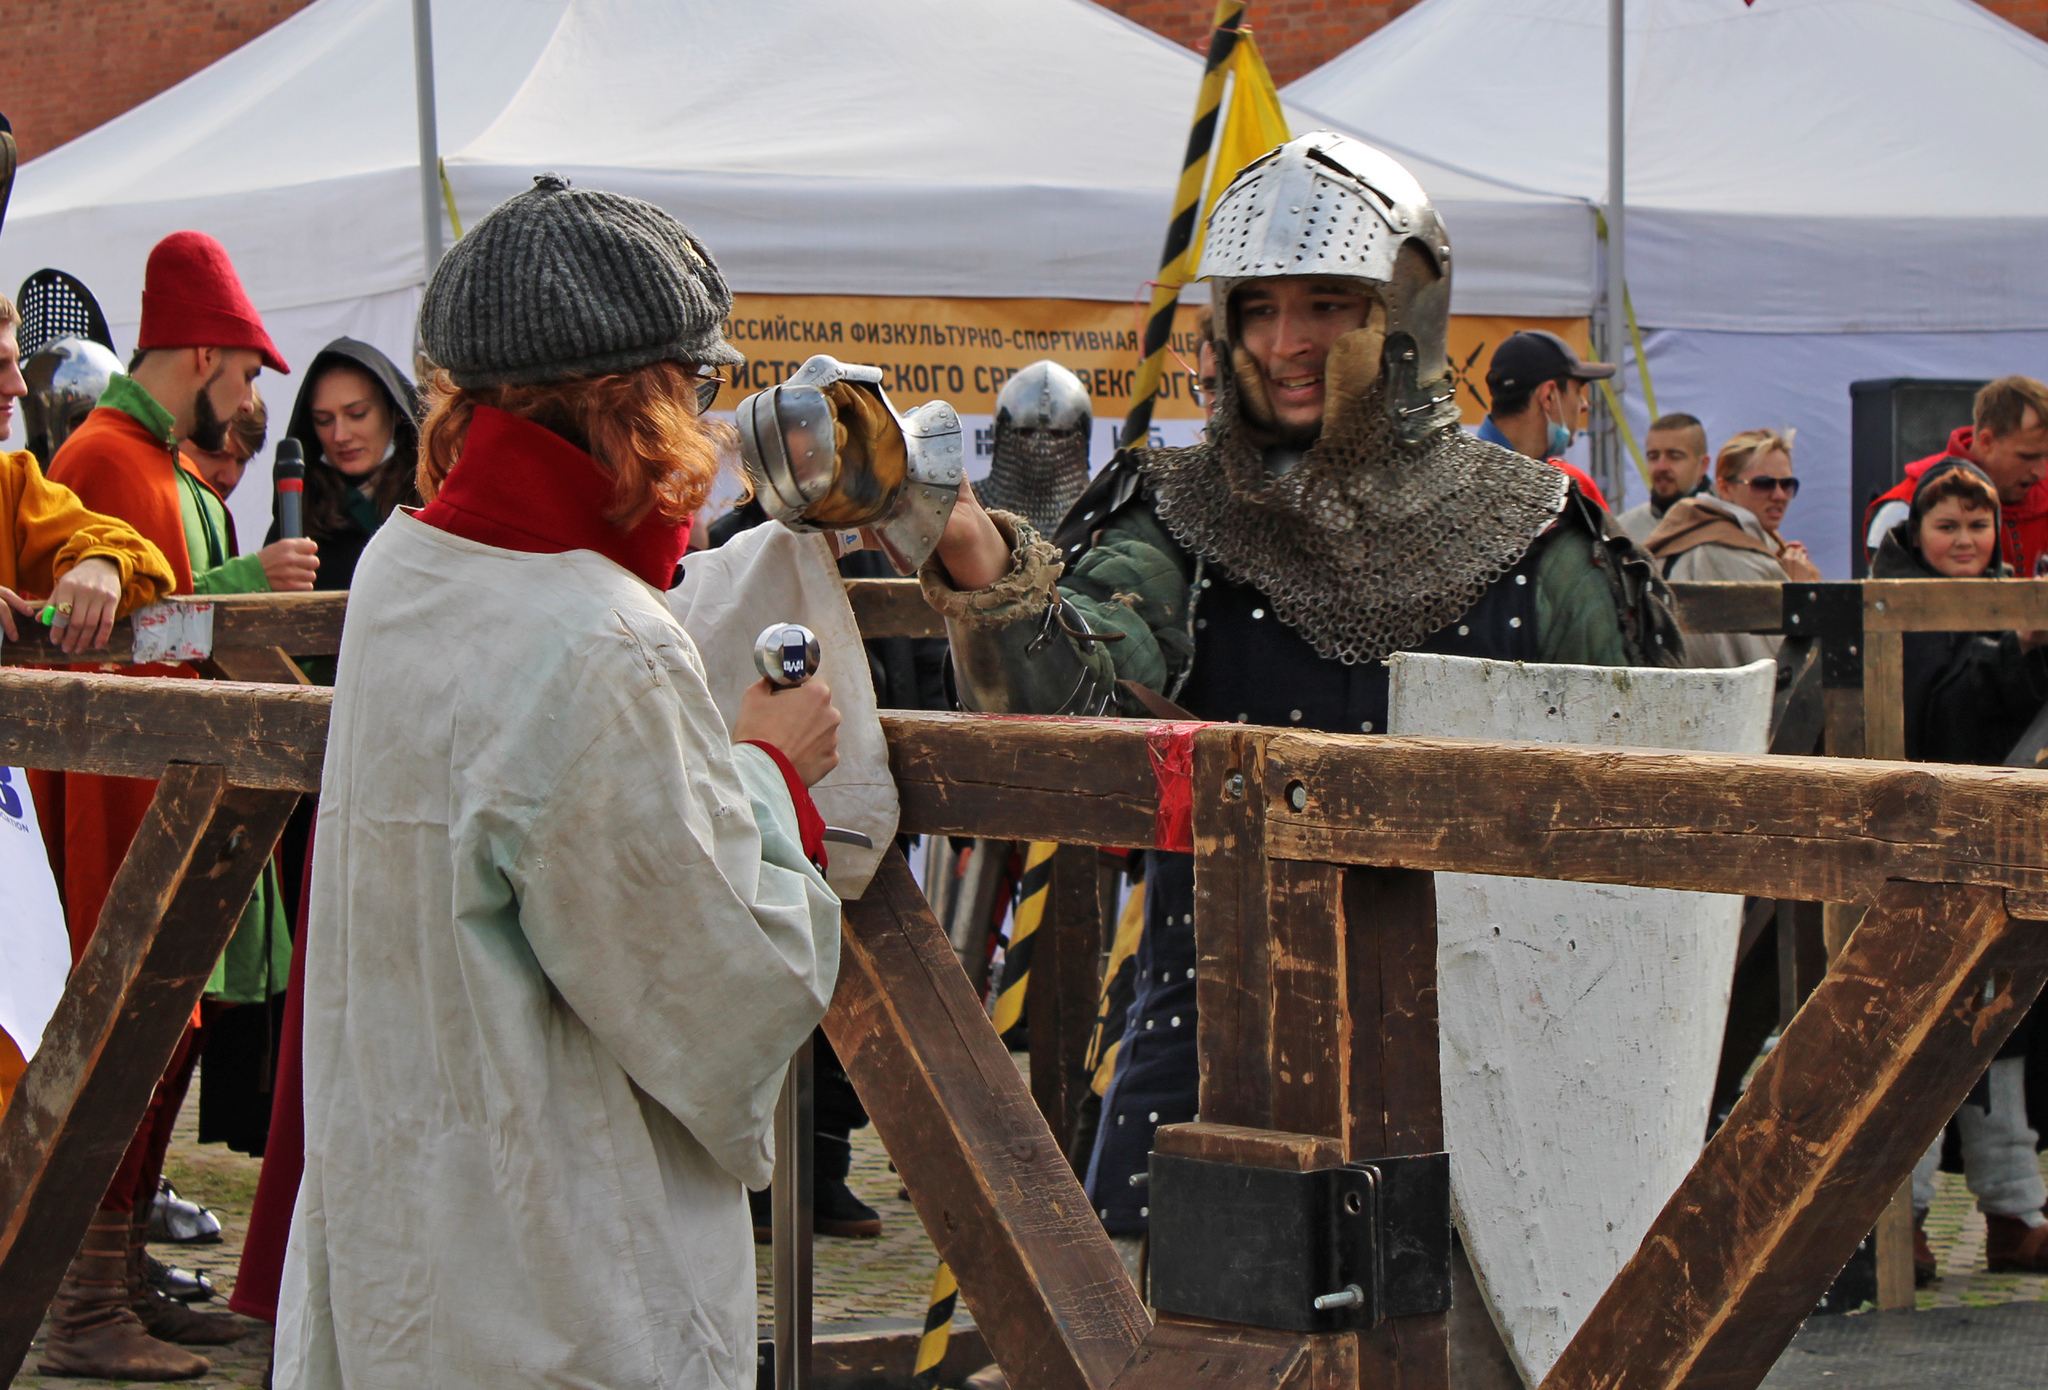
[1234,278,1371,432]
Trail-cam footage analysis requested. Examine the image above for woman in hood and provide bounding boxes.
[267,337,420,592]
[1873,458,2048,1284]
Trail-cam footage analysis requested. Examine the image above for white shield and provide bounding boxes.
[1387,653,1775,1386]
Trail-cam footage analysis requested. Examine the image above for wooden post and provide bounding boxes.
[1857,621,1917,1310]
[0,765,298,1381]
[1540,880,2048,1390]
[1028,845,1105,1165]
[1186,726,1449,1390]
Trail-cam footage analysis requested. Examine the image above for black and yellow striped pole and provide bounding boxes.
[911,1260,959,1388]
[989,842,1057,1036]
[1119,1,1247,449]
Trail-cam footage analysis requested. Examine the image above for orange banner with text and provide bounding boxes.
[712,294,1591,428]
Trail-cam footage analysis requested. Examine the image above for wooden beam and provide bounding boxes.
[196,645,313,686]
[1028,845,1106,1163]
[1862,577,2048,633]
[0,669,329,792]
[1668,582,1783,636]
[1111,1317,1355,1390]
[1539,879,2048,1390]
[824,851,1149,1390]
[15,680,2048,903]
[0,591,348,666]
[845,576,945,641]
[885,711,1157,849]
[1255,729,2048,903]
[1667,579,2048,637]
[0,766,298,1381]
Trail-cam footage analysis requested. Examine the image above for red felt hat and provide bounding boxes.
[135,231,289,374]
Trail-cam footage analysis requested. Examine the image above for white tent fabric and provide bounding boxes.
[1287,0,2048,335]
[1289,0,2048,578]
[1,0,1590,544]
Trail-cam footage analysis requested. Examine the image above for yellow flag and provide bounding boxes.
[1172,30,1291,283]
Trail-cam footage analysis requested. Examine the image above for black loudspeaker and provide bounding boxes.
[1849,378,1984,576]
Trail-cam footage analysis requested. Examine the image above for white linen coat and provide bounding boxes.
[276,512,841,1390]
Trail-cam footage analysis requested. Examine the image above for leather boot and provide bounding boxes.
[815,1133,882,1239]
[128,1205,245,1345]
[1985,1213,2048,1272]
[37,1208,210,1380]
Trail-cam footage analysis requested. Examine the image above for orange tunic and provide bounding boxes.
[0,448,175,611]
[42,405,203,961]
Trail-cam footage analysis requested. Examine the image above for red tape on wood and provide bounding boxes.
[1146,721,1208,853]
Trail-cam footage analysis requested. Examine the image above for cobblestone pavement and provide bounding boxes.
[13,1095,2044,1386]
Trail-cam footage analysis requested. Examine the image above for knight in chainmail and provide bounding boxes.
[915,132,1682,1246]
[976,360,1093,536]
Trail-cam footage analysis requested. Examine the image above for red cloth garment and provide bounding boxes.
[1864,425,2048,576]
[1548,458,1611,513]
[137,231,288,373]
[415,405,690,589]
[99,1025,200,1214]
[45,405,204,962]
[230,838,312,1323]
[739,740,827,870]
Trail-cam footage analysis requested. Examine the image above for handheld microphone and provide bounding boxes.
[273,439,305,540]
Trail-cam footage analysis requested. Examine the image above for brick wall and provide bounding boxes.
[0,0,316,160]
[1100,0,1425,85]
[1101,0,2048,85]
[0,0,2042,164]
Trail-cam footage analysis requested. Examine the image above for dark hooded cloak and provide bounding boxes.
[266,337,420,592]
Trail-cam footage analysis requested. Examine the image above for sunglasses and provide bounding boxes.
[1742,476,1800,497]
[690,366,725,413]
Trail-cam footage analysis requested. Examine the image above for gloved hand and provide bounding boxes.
[809,381,909,527]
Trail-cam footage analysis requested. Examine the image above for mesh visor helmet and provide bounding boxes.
[993,360,1091,438]
[1196,131,1456,438]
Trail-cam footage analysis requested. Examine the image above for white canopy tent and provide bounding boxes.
[1288,0,2048,578]
[1,0,1592,543]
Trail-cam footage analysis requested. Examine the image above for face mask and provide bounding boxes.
[1543,394,1575,457]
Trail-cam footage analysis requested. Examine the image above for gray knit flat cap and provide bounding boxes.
[420,173,744,388]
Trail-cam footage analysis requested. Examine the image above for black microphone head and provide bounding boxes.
[273,438,304,480]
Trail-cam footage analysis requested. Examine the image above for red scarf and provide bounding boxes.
[416,405,690,588]
[417,405,824,867]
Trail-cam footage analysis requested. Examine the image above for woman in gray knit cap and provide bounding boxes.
[276,176,843,1390]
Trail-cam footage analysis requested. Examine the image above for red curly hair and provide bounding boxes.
[417,359,733,528]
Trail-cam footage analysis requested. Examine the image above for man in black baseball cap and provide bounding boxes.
[1478,329,1616,465]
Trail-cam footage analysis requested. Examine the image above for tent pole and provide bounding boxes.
[412,0,444,277]
[1607,0,1625,397]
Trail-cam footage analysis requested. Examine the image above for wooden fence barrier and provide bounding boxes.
[6,579,2048,1388]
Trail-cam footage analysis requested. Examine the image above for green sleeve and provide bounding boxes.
[1535,526,1629,667]
[189,552,271,596]
[1055,504,1195,695]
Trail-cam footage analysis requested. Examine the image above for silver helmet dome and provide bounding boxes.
[22,336,121,462]
[1196,131,1456,442]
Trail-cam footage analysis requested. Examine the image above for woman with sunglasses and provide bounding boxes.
[1645,428,1820,667]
